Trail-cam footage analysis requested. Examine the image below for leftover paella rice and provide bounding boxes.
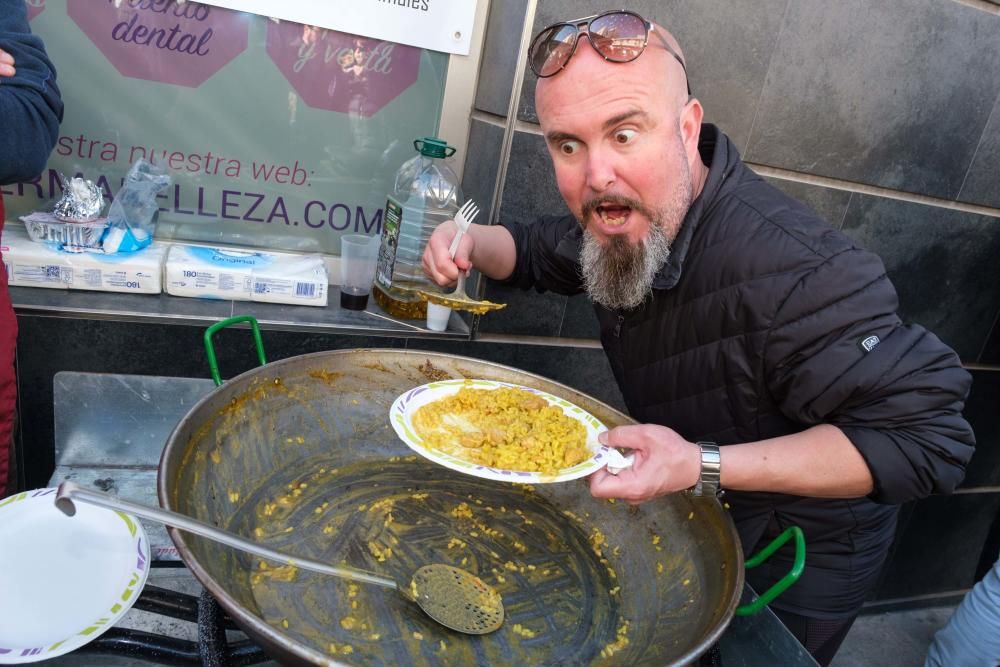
[412,386,590,473]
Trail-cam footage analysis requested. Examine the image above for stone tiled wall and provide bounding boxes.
[461,0,1000,607]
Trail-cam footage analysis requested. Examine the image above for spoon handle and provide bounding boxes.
[55,481,398,590]
[454,271,468,299]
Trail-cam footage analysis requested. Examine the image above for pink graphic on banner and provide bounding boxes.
[67,0,250,88]
[25,0,45,21]
[266,22,421,116]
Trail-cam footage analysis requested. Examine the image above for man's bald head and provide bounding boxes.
[649,23,690,107]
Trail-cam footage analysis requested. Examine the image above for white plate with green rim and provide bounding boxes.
[0,487,150,663]
[390,379,626,483]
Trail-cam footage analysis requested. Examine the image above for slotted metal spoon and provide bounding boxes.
[54,481,505,635]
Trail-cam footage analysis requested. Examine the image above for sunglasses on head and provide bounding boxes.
[528,10,690,94]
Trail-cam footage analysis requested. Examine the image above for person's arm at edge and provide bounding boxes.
[0,48,13,77]
[0,0,63,184]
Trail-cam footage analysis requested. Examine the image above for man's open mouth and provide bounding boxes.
[596,204,631,227]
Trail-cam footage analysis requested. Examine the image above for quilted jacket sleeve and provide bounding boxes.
[498,215,585,295]
[763,246,975,504]
[0,0,63,185]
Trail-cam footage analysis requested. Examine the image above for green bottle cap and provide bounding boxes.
[413,137,456,158]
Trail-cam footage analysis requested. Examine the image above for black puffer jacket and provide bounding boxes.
[500,125,975,617]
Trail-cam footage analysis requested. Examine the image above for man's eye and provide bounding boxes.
[614,129,637,144]
[559,141,580,155]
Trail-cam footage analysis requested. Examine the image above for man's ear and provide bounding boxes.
[679,98,704,155]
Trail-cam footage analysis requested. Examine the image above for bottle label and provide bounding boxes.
[376,195,403,290]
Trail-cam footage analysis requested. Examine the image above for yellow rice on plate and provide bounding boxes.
[411,386,590,473]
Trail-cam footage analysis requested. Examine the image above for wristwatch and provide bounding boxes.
[689,441,722,497]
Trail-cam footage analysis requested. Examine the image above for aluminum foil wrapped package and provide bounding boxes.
[19,211,109,252]
[53,176,105,222]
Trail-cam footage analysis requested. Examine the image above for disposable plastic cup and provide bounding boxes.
[339,234,379,311]
[425,302,452,331]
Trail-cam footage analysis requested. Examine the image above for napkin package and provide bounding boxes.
[165,244,328,306]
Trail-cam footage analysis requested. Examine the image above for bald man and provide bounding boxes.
[422,11,974,665]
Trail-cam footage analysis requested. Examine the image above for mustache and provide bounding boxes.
[581,194,653,223]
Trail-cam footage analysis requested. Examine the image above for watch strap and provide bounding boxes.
[690,441,721,497]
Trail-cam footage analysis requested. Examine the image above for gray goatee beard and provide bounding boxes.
[577,130,693,310]
[580,219,673,310]
[580,126,693,310]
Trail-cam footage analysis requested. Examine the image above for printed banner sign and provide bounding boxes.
[67,0,250,87]
[196,0,478,55]
[265,22,421,116]
[3,0,451,256]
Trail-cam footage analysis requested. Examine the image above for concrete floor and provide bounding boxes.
[831,606,955,667]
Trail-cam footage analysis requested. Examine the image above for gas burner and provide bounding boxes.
[72,586,269,666]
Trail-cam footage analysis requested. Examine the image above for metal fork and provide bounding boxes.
[421,197,504,321]
[447,199,480,258]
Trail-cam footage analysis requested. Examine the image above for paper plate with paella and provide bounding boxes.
[390,379,628,483]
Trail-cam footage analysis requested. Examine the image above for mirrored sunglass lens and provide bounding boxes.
[532,24,577,76]
[589,12,647,62]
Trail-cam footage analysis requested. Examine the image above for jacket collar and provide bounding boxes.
[553,124,741,290]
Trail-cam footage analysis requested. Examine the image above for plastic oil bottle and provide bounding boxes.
[373,137,462,319]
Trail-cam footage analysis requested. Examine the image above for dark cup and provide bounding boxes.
[340,287,369,311]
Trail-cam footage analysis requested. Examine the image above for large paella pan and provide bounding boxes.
[158,324,766,666]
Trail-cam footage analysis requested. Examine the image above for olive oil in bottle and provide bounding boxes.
[373,137,461,319]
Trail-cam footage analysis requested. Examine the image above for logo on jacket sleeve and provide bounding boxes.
[858,334,881,353]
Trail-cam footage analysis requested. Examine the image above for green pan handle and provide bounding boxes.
[203,315,267,387]
[734,525,806,616]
